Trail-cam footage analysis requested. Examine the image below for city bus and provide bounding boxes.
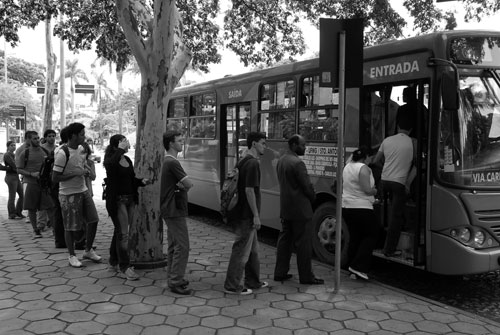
[167,30,500,275]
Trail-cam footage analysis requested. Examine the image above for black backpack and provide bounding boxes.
[220,156,251,221]
[25,145,70,190]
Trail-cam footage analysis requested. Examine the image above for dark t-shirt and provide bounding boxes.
[229,156,261,221]
[160,156,188,218]
[116,163,135,196]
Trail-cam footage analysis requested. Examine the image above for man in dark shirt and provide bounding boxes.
[274,134,324,285]
[160,130,193,295]
[224,132,269,295]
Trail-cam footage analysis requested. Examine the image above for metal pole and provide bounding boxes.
[59,13,66,128]
[334,31,346,293]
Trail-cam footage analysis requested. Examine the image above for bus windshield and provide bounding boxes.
[439,71,500,187]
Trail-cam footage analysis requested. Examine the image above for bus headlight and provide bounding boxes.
[443,226,498,249]
[458,228,471,243]
[474,231,485,246]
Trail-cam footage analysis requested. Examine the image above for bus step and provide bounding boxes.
[373,249,423,268]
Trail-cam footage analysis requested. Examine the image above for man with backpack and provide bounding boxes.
[53,123,101,268]
[36,129,58,231]
[223,132,269,295]
[16,131,54,238]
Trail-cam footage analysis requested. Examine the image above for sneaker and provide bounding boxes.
[108,264,119,272]
[83,249,102,263]
[122,267,140,280]
[16,214,26,219]
[258,281,269,289]
[68,255,82,268]
[348,267,369,280]
[170,285,193,295]
[224,288,253,295]
[33,229,42,239]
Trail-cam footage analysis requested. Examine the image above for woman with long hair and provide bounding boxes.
[342,146,380,280]
[104,134,150,280]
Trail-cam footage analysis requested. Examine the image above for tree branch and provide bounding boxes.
[115,0,150,75]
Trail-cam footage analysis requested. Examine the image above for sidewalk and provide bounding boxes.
[1,194,500,335]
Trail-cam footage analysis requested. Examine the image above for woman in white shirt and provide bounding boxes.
[342,146,380,280]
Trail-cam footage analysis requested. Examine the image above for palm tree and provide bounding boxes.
[92,71,115,142]
[92,57,126,133]
[65,59,89,123]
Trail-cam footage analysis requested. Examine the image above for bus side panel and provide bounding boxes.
[182,137,221,211]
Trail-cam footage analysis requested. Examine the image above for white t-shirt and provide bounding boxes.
[342,162,375,209]
[53,145,87,195]
[379,133,413,185]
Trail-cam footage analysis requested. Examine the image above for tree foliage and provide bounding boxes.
[5,0,498,72]
[0,50,45,85]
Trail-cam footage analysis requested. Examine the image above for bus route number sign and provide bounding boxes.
[302,146,337,177]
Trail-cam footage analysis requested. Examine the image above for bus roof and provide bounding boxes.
[172,30,500,96]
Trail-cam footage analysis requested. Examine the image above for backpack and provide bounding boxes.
[220,156,251,221]
[25,145,70,191]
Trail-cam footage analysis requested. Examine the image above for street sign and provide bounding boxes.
[8,105,26,117]
[36,81,58,95]
[319,18,363,88]
[75,84,95,94]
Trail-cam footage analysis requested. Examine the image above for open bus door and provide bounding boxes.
[221,103,251,182]
[366,81,429,267]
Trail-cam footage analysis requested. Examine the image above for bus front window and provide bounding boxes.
[439,72,500,186]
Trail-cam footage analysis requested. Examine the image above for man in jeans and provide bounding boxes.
[224,132,269,295]
[53,122,101,268]
[160,130,193,295]
[373,117,414,257]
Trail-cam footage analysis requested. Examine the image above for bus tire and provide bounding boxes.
[312,202,349,267]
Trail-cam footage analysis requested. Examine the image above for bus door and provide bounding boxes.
[364,81,429,266]
[221,103,251,181]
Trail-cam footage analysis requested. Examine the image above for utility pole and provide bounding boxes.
[59,13,66,128]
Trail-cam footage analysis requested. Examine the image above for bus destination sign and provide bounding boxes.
[470,169,500,186]
[302,145,337,177]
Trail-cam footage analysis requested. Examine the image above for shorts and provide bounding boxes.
[117,194,134,206]
[59,191,99,232]
[23,182,54,210]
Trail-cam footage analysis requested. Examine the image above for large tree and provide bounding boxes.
[2,0,499,267]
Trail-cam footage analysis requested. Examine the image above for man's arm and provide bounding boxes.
[295,160,315,203]
[245,187,261,229]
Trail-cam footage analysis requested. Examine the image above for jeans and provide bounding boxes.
[381,180,406,254]
[109,198,134,272]
[5,173,23,216]
[164,216,190,288]
[274,219,314,282]
[224,218,261,291]
[343,208,380,273]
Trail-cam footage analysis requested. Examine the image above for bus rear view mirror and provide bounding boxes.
[442,72,459,111]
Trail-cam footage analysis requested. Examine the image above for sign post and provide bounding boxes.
[319,18,363,292]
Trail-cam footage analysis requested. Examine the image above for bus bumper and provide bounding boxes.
[429,233,500,275]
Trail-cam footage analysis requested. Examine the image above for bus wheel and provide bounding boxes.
[312,202,349,267]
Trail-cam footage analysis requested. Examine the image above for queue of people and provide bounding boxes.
[1,118,416,297]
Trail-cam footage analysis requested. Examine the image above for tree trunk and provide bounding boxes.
[116,0,191,268]
[117,70,124,134]
[128,80,167,267]
[71,78,75,123]
[42,18,56,132]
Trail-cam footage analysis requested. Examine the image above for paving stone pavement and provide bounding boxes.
[2,193,500,335]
